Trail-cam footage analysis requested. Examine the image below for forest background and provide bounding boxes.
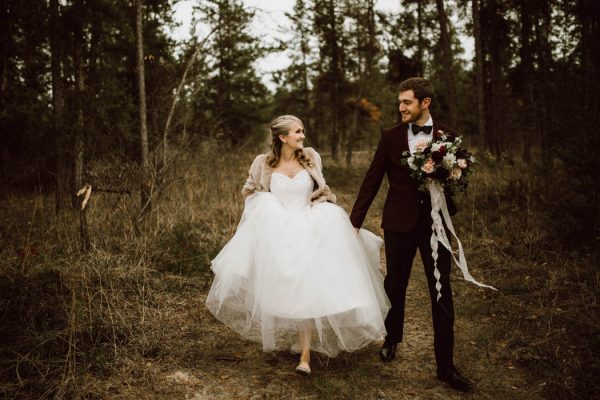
[0,0,598,399]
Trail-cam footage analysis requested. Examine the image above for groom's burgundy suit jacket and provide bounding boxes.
[350,121,457,233]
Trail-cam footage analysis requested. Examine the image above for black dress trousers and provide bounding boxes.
[382,198,455,368]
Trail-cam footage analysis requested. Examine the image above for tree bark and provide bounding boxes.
[50,0,67,211]
[346,0,376,168]
[489,0,504,157]
[535,0,552,164]
[73,0,89,251]
[299,1,312,143]
[327,0,341,161]
[136,0,151,214]
[0,0,9,94]
[472,0,486,141]
[519,0,533,163]
[73,0,85,207]
[435,0,455,126]
[0,1,10,188]
[416,0,424,76]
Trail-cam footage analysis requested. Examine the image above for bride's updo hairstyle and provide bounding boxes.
[266,115,313,168]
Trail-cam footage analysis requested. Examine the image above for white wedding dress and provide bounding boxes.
[205,169,390,357]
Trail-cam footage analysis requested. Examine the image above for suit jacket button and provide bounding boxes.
[420,200,424,204]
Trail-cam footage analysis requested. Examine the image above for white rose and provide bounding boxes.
[407,156,419,170]
[442,153,456,169]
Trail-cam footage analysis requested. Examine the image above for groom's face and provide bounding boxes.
[398,90,430,124]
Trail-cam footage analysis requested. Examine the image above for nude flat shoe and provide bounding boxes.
[295,362,311,376]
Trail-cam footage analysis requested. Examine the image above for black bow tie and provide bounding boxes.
[411,124,432,135]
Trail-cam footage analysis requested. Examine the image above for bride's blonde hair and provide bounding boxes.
[266,115,313,168]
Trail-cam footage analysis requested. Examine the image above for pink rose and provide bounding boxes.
[415,139,429,153]
[450,167,462,180]
[421,159,435,174]
[457,159,468,169]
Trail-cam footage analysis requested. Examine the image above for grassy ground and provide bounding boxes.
[0,142,597,399]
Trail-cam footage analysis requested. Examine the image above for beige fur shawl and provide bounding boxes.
[241,147,337,205]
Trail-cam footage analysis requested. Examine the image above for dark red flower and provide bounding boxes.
[439,145,447,155]
[456,149,471,159]
[435,167,450,180]
[431,151,443,163]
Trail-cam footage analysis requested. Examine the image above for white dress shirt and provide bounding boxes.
[408,115,433,155]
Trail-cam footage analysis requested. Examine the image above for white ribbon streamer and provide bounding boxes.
[429,180,497,301]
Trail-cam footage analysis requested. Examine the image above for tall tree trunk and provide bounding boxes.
[346,0,376,167]
[519,0,533,163]
[0,1,10,189]
[73,2,85,206]
[73,0,89,251]
[535,0,552,164]
[578,0,596,115]
[365,0,376,76]
[435,0,455,126]
[484,0,505,157]
[314,62,325,149]
[0,0,9,94]
[0,147,7,188]
[346,99,360,168]
[328,0,340,161]
[136,0,151,214]
[300,20,312,144]
[472,0,486,141]
[50,0,67,211]
[416,0,424,76]
[490,51,503,157]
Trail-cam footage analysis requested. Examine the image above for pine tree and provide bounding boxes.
[272,0,316,145]
[312,0,348,160]
[191,0,268,145]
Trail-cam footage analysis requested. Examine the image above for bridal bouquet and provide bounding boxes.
[402,130,496,301]
[401,131,476,194]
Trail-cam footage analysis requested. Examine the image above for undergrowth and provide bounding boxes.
[0,143,597,399]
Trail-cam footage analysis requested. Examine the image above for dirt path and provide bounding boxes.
[116,180,544,399]
[131,261,541,396]
[126,257,541,400]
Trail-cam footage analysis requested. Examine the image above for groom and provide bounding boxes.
[350,77,471,392]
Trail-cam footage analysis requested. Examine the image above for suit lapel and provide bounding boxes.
[400,123,409,151]
[387,124,409,165]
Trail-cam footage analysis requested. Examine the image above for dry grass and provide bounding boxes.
[454,153,600,399]
[0,142,598,399]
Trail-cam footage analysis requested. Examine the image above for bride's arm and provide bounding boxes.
[241,155,264,198]
[310,149,337,204]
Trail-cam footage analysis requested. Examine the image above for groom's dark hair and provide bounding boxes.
[399,77,435,104]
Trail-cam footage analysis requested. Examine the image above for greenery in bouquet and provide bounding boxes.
[401,130,477,193]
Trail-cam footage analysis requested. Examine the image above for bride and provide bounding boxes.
[205,115,390,375]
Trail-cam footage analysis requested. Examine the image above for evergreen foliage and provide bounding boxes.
[189,0,269,145]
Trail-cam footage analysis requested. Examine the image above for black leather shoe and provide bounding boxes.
[379,342,397,362]
[437,365,472,392]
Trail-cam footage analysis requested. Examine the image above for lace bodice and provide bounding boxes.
[270,169,313,208]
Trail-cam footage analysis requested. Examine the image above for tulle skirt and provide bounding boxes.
[205,192,390,357]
